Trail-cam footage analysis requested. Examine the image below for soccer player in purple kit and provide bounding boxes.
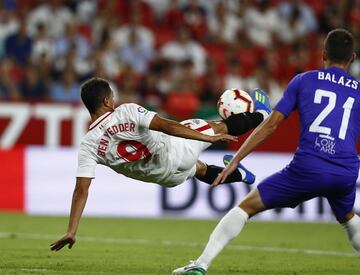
[173,28,360,275]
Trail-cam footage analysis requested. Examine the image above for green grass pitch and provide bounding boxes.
[1,213,359,274]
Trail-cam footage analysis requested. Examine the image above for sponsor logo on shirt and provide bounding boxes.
[137,106,148,114]
[314,134,336,155]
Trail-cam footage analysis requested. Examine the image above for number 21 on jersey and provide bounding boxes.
[309,89,355,140]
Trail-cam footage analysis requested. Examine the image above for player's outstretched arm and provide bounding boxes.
[50,177,92,251]
[213,110,285,186]
[149,114,237,143]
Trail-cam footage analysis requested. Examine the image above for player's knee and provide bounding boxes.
[338,211,355,224]
[195,160,207,178]
[238,189,265,218]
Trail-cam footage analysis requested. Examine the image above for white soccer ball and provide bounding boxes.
[217,88,254,119]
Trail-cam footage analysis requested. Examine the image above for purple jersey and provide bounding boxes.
[275,66,360,176]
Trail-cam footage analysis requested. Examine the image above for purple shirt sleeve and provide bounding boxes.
[274,74,302,117]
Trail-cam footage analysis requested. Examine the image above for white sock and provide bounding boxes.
[196,207,249,269]
[343,214,360,256]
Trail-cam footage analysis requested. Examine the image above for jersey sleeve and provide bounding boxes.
[126,103,157,128]
[274,73,302,117]
[76,143,97,178]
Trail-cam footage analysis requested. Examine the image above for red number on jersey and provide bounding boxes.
[117,140,151,162]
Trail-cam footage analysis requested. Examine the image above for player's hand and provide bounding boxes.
[50,233,76,251]
[212,161,238,187]
[208,134,238,143]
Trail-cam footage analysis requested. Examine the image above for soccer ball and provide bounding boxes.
[217,88,254,119]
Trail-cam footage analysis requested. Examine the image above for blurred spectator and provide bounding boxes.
[116,66,141,104]
[161,27,207,76]
[144,0,171,18]
[138,72,163,110]
[247,64,284,107]
[319,0,348,33]
[54,22,91,60]
[163,59,200,119]
[223,58,247,90]
[27,0,74,38]
[92,2,119,46]
[19,65,48,100]
[5,19,32,66]
[200,59,224,105]
[0,9,19,58]
[31,23,55,63]
[112,11,154,48]
[0,60,20,100]
[95,34,121,79]
[244,0,279,47]
[50,68,80,102]
[106,0,154,27]
[119,29,154,75]
[277,1,317,44]
[54,22,93,77]
[151,59,173,96]
[181,0,207,40]
[207,1,243,43]
[76,0,98,24]
[163,0,184,27]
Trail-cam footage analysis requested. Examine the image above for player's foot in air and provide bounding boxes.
[223,154,255,184]
[172,261,206,275]
[252,88,271,116]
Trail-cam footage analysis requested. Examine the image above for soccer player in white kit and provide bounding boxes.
[50,77,271,251]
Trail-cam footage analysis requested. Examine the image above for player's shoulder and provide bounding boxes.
[296,70,319,80]
[114,103,150,115]
[289,70,324,89]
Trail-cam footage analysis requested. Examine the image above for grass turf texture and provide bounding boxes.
[0,213,359,274]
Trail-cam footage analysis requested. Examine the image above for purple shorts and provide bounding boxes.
[257,166,357,221]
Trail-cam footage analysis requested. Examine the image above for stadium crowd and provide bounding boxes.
[0,0,360,119]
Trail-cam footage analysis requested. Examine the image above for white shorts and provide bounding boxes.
[167,119,215,187]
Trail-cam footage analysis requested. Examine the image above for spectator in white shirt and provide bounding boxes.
[223,58,247,90]
[119,29,154,75]
[277,1,318,44]
[207,0,243,43]
[112,11,154,49]
[31,23,55,63]
[244,0,279,47]
[160,27,207,76]
[27,0,74,38]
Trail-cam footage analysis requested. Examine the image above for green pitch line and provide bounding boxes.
[0,213,359,275]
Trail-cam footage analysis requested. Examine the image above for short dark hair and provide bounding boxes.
[324,29,354,64]
[80,77,112,114]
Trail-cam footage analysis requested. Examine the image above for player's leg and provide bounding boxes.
[207,88,272,136]
[341,210,360,256]
[173,169,300,274]
[178,119,255,185]
[172,188,265,275]
[326,177,360,256]
[195,158,255,185]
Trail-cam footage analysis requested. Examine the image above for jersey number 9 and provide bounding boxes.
[117,140,151,162]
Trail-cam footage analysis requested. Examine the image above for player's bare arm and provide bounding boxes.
[50,177,92,251]
[213,110,285,186]
[149,114,238,143]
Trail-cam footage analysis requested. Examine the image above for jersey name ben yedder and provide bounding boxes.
[76,103,184,186]
[275,66,360,176]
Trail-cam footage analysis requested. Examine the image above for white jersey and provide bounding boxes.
[76,103,213,187]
